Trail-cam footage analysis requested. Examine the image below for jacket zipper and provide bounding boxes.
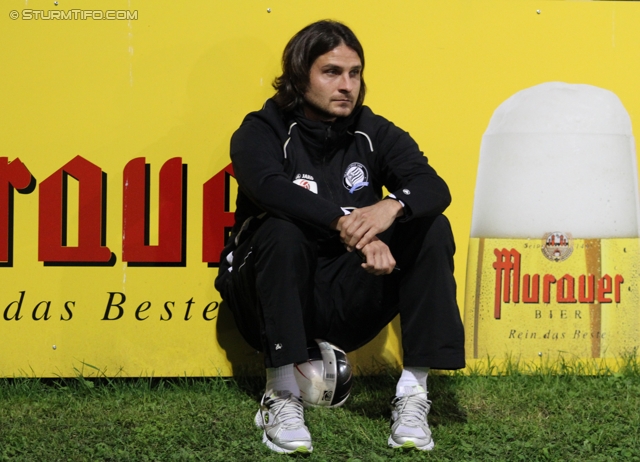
[321,126,335,202]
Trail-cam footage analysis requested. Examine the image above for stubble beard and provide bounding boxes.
[303,98,353,122]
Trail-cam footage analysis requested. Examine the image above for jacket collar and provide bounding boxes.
[289,104,362,150]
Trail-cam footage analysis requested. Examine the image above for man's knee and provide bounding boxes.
[426,215,455,252]
[400,214,455,253]
[391,214,455,271]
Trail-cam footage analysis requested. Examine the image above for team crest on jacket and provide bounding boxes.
[343,162,369,193]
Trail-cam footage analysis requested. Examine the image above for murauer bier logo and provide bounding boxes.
[542,232,573,262]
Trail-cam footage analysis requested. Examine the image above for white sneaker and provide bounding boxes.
[388,385,434,451]
[254,390,313,454]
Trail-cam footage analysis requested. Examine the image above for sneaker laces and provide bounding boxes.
[392,393,431,425]
[267,393,305,429]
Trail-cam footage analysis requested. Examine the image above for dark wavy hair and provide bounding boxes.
[272,20,366,113]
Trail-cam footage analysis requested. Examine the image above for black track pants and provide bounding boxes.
[216,215,465,369]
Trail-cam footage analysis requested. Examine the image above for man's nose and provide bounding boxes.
[338,73,353,92]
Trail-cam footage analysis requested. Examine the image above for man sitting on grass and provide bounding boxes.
[215,19,465,454]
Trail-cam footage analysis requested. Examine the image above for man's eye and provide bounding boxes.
[326,69,339,75]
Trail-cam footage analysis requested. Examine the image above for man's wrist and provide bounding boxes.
[383,195,405,218]
[330,214,347,231]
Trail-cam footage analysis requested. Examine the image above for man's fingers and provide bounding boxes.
[354,229,378,250]
[361,256,387,275]
[360,241,396,275]
[342,222,366,248]
[361,262,384,275]
[343,219,382,249]
[361,260,393,275]
[338,201,401,250]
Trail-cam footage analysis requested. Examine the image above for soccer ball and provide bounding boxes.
[294,339,353,408]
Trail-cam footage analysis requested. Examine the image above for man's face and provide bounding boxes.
[303,44,362,122]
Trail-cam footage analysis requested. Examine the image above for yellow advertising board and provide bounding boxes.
[1,1,640,376]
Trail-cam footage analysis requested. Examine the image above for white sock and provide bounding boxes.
[266,364,300,397]
[396,367,429,397]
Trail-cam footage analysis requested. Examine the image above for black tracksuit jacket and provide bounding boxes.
[217,98,451,272]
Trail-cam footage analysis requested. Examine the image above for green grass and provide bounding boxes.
[1,357,640,461]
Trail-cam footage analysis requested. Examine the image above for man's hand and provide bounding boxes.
[336,199,403,251]
[359,237,396,275]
